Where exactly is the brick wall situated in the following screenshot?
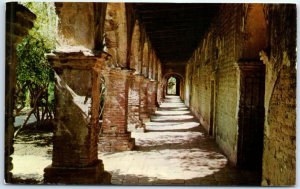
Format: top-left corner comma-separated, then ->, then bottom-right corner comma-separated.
185,4 -> 242,164
261,4 -> 296,186
185,4 -> 296,185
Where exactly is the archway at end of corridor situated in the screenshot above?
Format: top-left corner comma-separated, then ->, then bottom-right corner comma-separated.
163,73 -> 184,100
166,76 -> 178,95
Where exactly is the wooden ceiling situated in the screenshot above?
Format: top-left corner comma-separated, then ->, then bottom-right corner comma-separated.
134,3 -> 220,65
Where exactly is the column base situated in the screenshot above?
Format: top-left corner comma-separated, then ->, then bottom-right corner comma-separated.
128,121 -> 145,133
98,133 -> 135,152
141,117 -> 151,123
44,160 -> 111,184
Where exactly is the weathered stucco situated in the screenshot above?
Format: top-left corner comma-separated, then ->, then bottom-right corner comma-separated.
260,4 -> 296,186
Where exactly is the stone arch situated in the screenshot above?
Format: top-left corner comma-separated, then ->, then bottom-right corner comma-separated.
153,53 -> 158,80
104,3 -> 128,68
142,40 -> 149,77
162,72 -> 184,99
242,4 -> 268,59
148,49 -> 154,79
129,19 -> 141,74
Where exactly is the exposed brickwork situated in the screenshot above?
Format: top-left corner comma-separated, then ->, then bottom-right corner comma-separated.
98,68 -> 135,151
139,78 -> 150,122
184,4 -> 242,164
157,82 -> 164,105
157,62 -> 164,105
127,74 -> 143,132
44,51 -> 111,184
147,81 -> 157,114
98,68 -> 135,150
7,2 -> 295,186
184,3 -> 296,186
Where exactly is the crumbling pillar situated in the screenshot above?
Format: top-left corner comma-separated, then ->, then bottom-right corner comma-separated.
157,82 -> 164,105
139,77 -> 150,123
153,80 -> 159,108
5,3 -> 36,183
127,74 -> 144,132
44,51 -> 111,184
98,68 -> 135,151
147,80 -> 158,114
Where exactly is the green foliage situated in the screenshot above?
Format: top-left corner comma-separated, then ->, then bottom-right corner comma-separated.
20,2 -> 56,47
17,2 -> 56,87
16,36 -> 54,86
15,2 -> 56,127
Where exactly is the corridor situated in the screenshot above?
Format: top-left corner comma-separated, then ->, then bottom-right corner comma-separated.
99,96 -> 260,185
6,2 -> 295,185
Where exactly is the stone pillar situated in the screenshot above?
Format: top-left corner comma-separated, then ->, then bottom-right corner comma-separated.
147,80 -> 158,114
44,51 -> 111,184
157,82 -> 163,105
139,77 -> 150,123
5,3 -> 36,183
153,81 -> 159,108
98,68 -> 135,152
127,74 -> 144,132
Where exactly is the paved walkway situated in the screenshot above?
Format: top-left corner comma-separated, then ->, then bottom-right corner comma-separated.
99,96 -> 260,186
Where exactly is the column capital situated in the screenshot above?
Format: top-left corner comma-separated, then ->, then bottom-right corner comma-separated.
47,49 -> 110,70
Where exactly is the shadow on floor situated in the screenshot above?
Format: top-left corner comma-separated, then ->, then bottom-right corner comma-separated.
110,163 -> 261,186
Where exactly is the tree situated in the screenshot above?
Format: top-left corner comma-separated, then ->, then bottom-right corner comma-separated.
15,2 -> 56,134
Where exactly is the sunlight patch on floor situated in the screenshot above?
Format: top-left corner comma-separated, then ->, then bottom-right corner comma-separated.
145,121 -> 200,131
11,155 -> 51,181
155,110 -> 191,115
99,148 -> 227,180
151,115 -> 194,121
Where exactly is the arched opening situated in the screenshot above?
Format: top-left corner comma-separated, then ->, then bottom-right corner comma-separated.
129,19 -> 141,74
167,77 -> 177,95
163,73 -> 183,99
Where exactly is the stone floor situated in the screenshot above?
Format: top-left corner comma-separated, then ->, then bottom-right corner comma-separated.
99,95 -> 261,186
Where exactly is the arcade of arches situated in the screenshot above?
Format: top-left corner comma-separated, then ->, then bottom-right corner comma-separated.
5,2 -> 296,186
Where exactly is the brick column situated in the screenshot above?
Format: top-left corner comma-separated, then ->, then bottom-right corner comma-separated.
98,68 -> 135,152
127,74 -> 144,132
157,82 -> 163,105
44,51 -> 111,184
139,77 -> 150,123
147,80 -> 158,114
153,81 -> 159,108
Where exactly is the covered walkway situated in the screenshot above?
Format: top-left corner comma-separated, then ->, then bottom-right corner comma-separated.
6,2 -> 295,186
99,96 -> 260,185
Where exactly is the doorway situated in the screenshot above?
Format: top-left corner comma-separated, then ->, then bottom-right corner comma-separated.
237,62 -> 265,174
209,80 -> 216,137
